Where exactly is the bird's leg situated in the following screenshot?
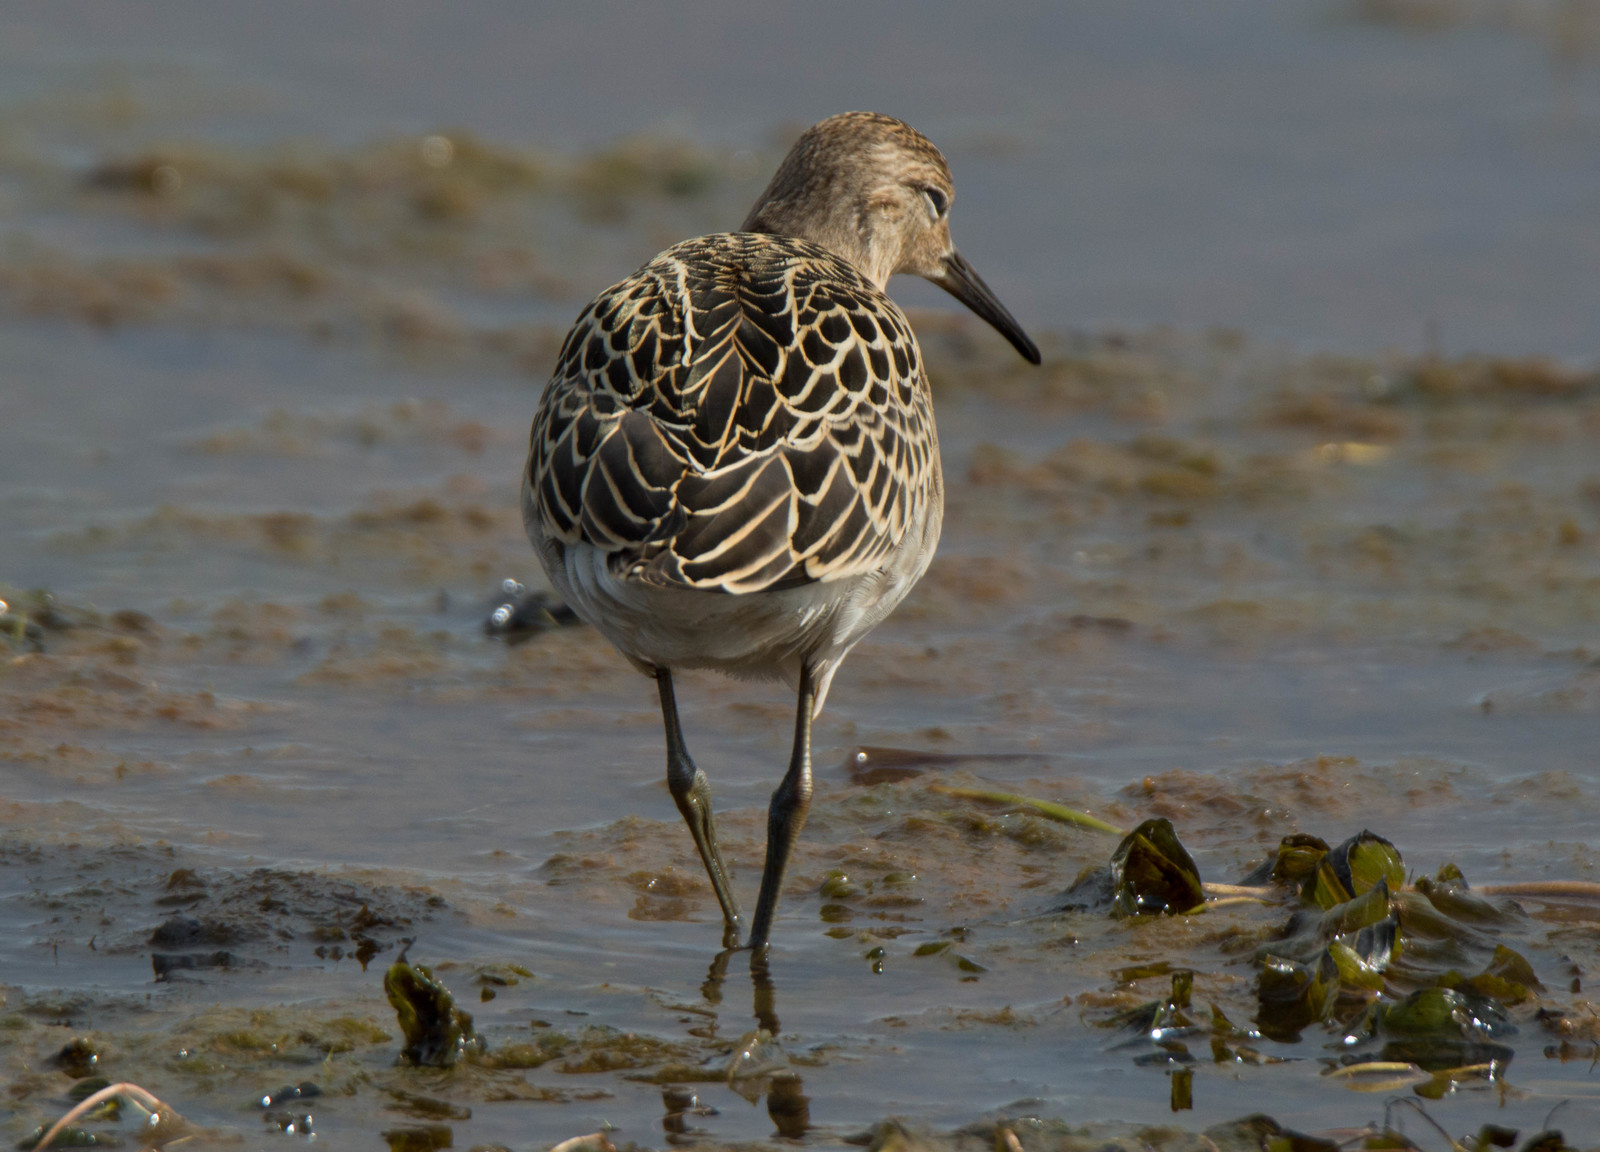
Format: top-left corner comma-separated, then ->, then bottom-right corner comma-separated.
657,668 -> 743,948
749,665 -> 815,955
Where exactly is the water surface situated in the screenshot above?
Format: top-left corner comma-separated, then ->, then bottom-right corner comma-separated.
3,6 -> 1600,1148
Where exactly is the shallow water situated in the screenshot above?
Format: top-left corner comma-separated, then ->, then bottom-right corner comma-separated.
4,6 -> 1600,1149
4,1 -> 1600,356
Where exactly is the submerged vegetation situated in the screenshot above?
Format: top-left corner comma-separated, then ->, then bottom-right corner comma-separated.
9,805 -> 1596,1148
0,115 -> 746,352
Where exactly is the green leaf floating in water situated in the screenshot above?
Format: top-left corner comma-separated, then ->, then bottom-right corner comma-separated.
1237,832 -> 1330,887
384,953 -> 486,1067
1326,939 -> 1386,992
1314,876 -> 1394,943
1098,969 -> 1196,1035
1256,950 -> 1340,1042
1375,986 -> 1516,1071
1440,943 -> 1545,1005
1200,1114 -> 1340,1152
1304,830 -> 1405,910
1068,818 -> 1583,1104
1109,818 -> 1204,917
1414,867 -> 1522,927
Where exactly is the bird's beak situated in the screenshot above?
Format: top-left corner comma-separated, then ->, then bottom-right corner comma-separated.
930,250 -> 1041,365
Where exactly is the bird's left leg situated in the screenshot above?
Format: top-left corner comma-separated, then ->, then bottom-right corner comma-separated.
657,668 -> 743,949
748,665 -> 815,955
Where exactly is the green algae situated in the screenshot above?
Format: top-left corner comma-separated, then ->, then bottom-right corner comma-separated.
383,955 -> 485,1068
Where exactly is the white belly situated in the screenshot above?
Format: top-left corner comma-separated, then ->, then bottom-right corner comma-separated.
526,482 -> 942,716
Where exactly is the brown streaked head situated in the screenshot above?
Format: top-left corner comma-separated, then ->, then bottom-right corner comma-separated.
742,111 -> 1040,366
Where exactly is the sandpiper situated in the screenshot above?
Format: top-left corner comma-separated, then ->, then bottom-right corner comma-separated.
524,111 -> 1039,953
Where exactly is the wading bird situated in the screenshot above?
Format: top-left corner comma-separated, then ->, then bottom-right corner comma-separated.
524,112 -> 1039,954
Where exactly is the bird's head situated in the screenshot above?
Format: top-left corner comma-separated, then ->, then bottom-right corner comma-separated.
743,111 -> 1041,366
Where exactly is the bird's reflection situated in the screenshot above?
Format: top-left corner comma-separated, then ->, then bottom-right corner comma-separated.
687,947 -> 809,1139
765,1071 -> 810,1139
700,946 -> 731,1008
750,951 -> 781,1035
661,1085 -> 718,1144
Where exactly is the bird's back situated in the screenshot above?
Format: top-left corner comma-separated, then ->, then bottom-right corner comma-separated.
526,232 -> 940,599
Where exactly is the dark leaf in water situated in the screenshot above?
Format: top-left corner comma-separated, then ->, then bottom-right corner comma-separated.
258,1081 -> 322,1108
1237,833 -> 1329,887
1209,1002 -> 1250,1041
1468,1124 -> 1519,1149
1258,877 -> 1397,1005
16,1125 -> 109,1149
1112,960 -> 1178,983
1515,1133 -> 1578,1152
1435,861 -> 1466,884
1380,1036 -> 1515,1073
382,1125 -> 456,1152
1440,944 -> 1545,1005
1327,938 -> 1387,992
1378,986 -> 1517,1040
483,580 -> 580,644
1324,830 -> 1405,907
1255,950 -> 1339,1042
1209,1004 -> 1273,1068
384,955 -> 485,1067
1414,872 -> 1522,926
1349,914 -> 1400,972
1099,970 -> 1196,1036
1303,855 -> 1353,911
1298,830 -> 1403,911
1318,877 -> 1393,941
52,1039 -> 100,1079
1170,968 -> 1193,1008
1391,888 -> 1499,971
1108,818 -> 1203,917
1201,1113 -> 1340,1152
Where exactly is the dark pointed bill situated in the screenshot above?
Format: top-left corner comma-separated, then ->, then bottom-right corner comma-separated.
931,250 -> 1041,365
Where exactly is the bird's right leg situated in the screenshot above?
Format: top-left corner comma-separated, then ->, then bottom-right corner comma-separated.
657,668 -> 743,948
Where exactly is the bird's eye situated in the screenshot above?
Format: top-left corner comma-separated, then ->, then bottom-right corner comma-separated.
920,186 -> 949,220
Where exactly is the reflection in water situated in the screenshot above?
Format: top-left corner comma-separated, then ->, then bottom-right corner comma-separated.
661,1085 -> 719,1144
766,1073 -> 811,1139
695,949 -> 809,1139
700,945 -> 732,1009
1170,1067 -> 1193,1113
382,1125 -> 454,1152
5,10 -> 1600,1138
750,952 -> 781,1035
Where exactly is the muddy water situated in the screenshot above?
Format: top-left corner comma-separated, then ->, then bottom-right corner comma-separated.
5,1 -> 1600,356
4,7 -> 1600,1150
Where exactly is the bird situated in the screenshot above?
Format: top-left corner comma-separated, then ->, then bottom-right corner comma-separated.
523,111 -> 1040,955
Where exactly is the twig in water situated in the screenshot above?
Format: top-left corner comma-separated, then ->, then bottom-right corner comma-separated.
549,1133 -> 616,1152
1478,880 -> 1600,902
31,1082 -> 187,1150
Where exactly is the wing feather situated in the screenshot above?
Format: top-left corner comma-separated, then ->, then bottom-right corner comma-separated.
526,233 -> 935,595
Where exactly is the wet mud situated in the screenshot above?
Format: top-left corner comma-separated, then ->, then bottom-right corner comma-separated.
4,39 -> 1600,1152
